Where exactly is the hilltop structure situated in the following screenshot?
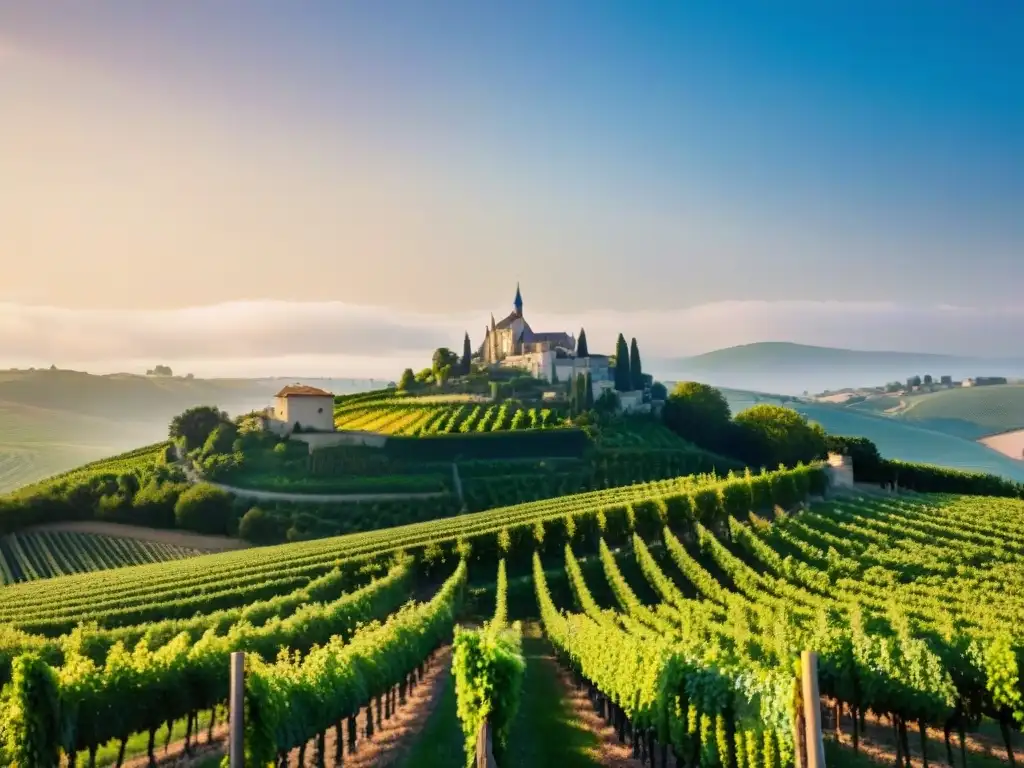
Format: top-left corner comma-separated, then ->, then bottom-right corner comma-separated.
266,384 -> 335,435
477,284 -> 644,409
479,283 -> 576,364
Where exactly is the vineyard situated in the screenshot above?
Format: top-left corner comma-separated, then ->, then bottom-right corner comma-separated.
333,396 -> 566,436
0,529 -> 204,584
0,461 -> 1022,766
3,442 -> 171,498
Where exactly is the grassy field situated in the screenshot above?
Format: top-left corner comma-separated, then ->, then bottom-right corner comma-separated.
891,384 -> 1024,438
722,388 -> 1024,481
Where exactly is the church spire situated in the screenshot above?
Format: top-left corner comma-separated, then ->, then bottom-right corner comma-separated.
513,282 -> 523,316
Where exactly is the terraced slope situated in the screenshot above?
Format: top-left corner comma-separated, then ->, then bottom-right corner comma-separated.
0,529 -> 204,584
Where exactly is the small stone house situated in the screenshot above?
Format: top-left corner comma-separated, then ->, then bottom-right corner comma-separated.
266,385 -> 335,435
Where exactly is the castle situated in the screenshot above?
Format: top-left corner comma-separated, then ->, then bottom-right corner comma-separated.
477,284 -> 622,399
479,284 -> 576,364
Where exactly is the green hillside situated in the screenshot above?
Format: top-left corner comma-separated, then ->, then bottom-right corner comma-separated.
892,384 -> 1024,438
0,369 -> 365,493
721,388 -> 1024,481
675,341 -> 963,370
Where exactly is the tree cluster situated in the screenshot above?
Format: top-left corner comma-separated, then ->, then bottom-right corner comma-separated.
169,406 -> 232,452
569,371 -> 595,416
613,334 -> 645,393
146,365 -> 173,377
662,382 -> 828,469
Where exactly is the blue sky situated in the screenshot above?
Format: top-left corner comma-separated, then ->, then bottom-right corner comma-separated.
1,2 -> 1022,369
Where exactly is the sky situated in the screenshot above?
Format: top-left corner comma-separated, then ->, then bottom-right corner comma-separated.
1,2 -> 1022,374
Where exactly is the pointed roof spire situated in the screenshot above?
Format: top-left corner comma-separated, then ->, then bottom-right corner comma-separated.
490,313 -> 496,330
513,282 -> 523,315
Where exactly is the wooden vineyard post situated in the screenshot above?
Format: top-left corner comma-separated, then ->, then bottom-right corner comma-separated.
802,651 -> 826,768
230,651 -> 245,768
475,719 -> 496,768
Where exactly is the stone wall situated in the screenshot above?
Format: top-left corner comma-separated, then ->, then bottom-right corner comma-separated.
291,430 -> 388,453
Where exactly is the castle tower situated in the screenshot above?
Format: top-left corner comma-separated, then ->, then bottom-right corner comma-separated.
489,314 -> 498,362
513,282 -> 523,317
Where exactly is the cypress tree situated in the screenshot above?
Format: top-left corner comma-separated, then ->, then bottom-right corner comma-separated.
584,371 -> 595,410
576,328 -> 589,358
614,334 -> 631,392
629,337 -> 643,391
576,373 -> 588,415
461,332 -> 472,374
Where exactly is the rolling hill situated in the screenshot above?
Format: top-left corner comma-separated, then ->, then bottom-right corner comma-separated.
718,387 -> 1024,482
0,369 -> 377,493
888,384 -> 1024,439
658,341 -> 1024,395
674,341 -> 963,371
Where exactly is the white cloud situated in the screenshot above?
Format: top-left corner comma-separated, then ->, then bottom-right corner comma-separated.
1,299 -> 1022,378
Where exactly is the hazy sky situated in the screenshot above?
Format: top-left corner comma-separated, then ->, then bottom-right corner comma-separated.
2,2 -> 1022,371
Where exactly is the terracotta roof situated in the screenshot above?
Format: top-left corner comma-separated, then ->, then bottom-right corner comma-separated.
275,385 -> 334,398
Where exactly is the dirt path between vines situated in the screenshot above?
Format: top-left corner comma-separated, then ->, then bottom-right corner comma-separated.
826,700 -> 1024,768
119,723 -> 228,767
551,658 -> 666,768
283,645 -> 453,768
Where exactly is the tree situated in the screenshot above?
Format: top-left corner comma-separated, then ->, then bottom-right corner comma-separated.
614,334 -> 631,392
629,338 -> 643,391
584,371 -> 595,410
201,422 -> 238,458
662,382 -> 733,453
436,364 -> 453,387
576,328 -> 589,358
576,373 -> 589,415
432,347 -> 458,379
732,404 -> 827,469
174,483 -> 234,535
169,406 -> 230,452
461,333 -> 473,375
397,368 -> 415,391
238,506 -> 279,544
594,389 -> 619,415
650,381 -> 668,401
147,364 -> 173,376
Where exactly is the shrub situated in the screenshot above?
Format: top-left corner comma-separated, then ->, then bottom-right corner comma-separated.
692,487 -> 723,528
201,423 -> 238,459
131,481 -> 184,528
720,478 -> 753,520
733,405 -> 827,469
238,506 -> 278,544
747,471 -> 774,513
769,469 -> 800,509
173,483 -> 234,535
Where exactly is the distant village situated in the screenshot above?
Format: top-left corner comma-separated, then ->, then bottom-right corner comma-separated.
813,373 -> 1014,405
